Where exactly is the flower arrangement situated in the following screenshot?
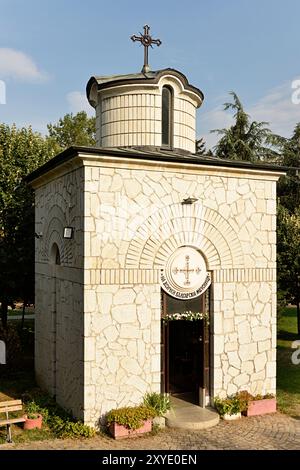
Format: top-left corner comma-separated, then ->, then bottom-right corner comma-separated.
162,311 -> 209,323
214,395 -> 243,417
236,390 -> 276,416
214,391 -> 276,419
106,405 -> 156,431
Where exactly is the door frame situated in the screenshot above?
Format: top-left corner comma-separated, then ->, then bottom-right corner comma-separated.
161,288 -> 211,407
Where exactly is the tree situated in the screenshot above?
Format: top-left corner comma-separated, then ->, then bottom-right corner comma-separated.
195,137 -> 207,155
0,113 -> 97,327
212,92 -> 279,162
47,111 -> 96,152
277,123 -> 300,214
0,124 -> 54,327
277,205 -> 300,335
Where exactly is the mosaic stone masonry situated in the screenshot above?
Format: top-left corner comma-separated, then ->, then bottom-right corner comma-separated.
32,152 -> 282,427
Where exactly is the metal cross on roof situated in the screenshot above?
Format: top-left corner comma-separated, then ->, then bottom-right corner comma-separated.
131,25 -> 161,74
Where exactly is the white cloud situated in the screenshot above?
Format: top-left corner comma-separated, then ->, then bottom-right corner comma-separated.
0,48 -> 47,81
199,78 -> 300,150
66,91 -> 94,115
200,107 -> 233,150
249,79 -> 300,137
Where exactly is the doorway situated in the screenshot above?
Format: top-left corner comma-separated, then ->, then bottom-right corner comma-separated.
161,292 -> 210,405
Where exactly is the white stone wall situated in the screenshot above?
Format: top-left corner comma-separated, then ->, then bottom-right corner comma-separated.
96,75 -> 198,152
83,161 -> 279,421
34,167 -> 84,420
83,284 -> 161,426
33,152 -> 281,427
213,280 -> 276,397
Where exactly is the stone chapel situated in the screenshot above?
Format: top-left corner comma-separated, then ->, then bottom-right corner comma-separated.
27,27 -> 285,427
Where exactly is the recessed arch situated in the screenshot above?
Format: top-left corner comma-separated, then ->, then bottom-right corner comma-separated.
40,205 -> 66,264
125,203 -> 244,270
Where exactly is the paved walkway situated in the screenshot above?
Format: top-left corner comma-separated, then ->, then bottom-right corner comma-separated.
1,413 -> 300,450
166,396 -> 219,430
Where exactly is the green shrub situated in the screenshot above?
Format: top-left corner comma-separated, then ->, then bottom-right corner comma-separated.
50,416 -> 95,439
23,397 -> 95,438
235,390 -> 253,412
262,393 -> 275,399
214,396 -> 242,416
25,401 -> 41,419
106,405 -> 156,430
143,392 -> 171,417
236,390 -> 276,411
214,391 -> 276,417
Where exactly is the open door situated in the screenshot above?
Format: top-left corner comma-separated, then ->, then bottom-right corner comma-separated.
161,291 -> 210,406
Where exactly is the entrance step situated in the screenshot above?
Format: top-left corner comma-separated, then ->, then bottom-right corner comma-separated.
165,396 -> 219,430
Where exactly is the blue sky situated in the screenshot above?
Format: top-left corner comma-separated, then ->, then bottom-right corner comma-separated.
0,0 -> 300,149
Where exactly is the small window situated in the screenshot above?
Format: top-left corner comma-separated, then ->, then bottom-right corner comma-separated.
162,86 -> 173,147
50,243 -> 61,265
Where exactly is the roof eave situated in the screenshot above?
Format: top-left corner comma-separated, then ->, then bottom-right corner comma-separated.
26,145 -> 289,187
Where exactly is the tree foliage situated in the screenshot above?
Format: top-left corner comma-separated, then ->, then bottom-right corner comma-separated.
47,111 -> 96,152
0,124 -> 55,326
276,124 -> 300,333
0,112 -> 96,327
195,137 -> 207,155
277,123 -> 300,214
277,205 -> 300,335
211,92 -> 279,162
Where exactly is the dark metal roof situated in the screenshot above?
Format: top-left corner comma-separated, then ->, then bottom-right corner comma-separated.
86,68 -> 204,105
26,145 -> 287,185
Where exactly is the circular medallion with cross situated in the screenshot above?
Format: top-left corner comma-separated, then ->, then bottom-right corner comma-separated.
160,246 -> 211,299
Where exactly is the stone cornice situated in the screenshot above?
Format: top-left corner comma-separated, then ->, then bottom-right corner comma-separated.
27,146 -> 287,189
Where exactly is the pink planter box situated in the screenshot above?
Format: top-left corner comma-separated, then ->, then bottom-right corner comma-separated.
246,398 -> 276,417
109,419 -> 152,440
23,414 -> 43,430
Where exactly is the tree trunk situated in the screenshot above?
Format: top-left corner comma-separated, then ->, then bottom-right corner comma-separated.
1,299 -> 8,328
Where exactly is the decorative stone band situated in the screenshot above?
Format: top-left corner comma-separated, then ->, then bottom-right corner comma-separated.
213,268 -> 276,283
85,267 -> 276,285
85,268 -> 276,285
94,269 -> 160,285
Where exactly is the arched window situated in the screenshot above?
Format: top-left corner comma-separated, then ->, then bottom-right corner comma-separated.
162,86 -> 173,148
50,243 -> 61,265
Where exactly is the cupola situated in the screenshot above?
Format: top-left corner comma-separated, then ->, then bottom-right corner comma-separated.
86,27 -> 203,154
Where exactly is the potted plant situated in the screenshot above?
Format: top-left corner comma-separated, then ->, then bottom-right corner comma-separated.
214,395 -> 242,420
106,405 -> 156,439
23,401 -> 43,430
143,392 -> 171,428
237,391 -> 276,417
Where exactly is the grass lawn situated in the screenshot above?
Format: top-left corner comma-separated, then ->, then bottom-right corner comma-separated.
277,306 -> 300,417
7,307 -> 35,316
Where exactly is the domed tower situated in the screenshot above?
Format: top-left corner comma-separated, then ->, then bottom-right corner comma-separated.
86,26 -> 203,154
